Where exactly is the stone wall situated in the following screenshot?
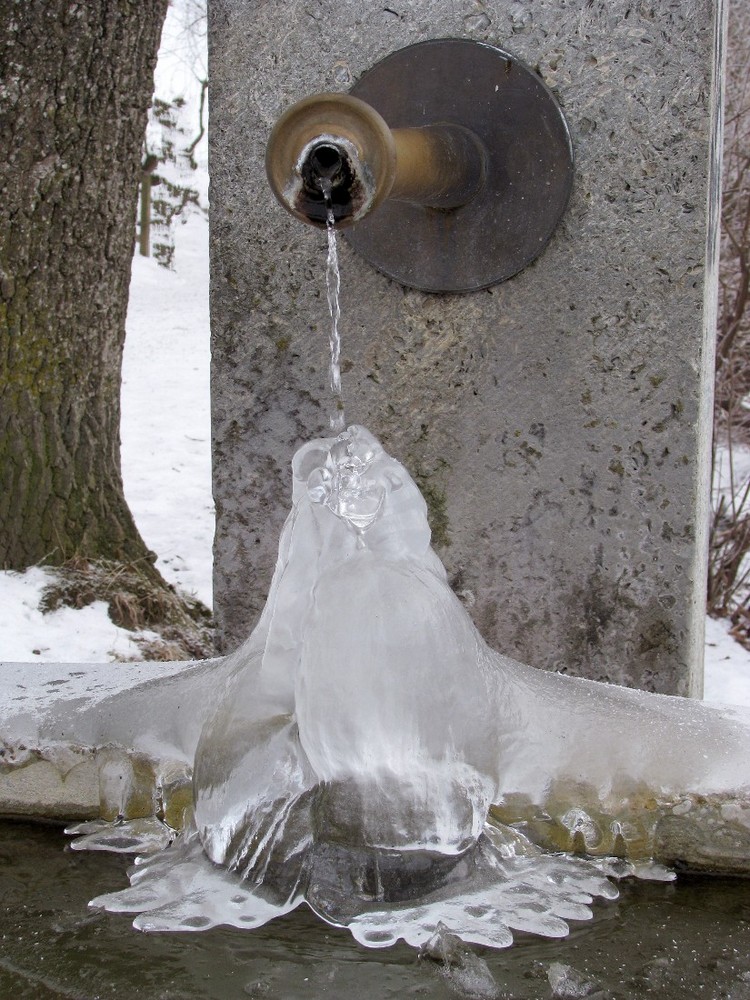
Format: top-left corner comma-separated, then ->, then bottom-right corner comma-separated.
209,0 -> 724,694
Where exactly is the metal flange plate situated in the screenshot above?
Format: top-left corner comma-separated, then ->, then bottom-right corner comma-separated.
345,39 -> 574,293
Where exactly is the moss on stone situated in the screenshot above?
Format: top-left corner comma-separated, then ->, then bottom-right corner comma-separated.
413,473 -> 451,550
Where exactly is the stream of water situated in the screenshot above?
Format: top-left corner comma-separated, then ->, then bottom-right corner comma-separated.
322,183 -> 345,432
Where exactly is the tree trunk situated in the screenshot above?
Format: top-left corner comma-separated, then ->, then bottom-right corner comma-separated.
0,0 -> 168,570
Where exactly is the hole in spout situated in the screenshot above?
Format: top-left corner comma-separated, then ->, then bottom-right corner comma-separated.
297,139 -> 369,227
309,143 -> 345,182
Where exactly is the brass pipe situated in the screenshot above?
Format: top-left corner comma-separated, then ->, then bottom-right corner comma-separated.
266,93 -> 486,229
390,126 -> 486,208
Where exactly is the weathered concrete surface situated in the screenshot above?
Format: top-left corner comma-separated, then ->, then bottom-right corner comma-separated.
209,0 -> 724,694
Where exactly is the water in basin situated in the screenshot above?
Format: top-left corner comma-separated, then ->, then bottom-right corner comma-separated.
2,820 -> 750,999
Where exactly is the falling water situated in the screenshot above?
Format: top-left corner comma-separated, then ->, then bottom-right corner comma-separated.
321,182 -> 345,432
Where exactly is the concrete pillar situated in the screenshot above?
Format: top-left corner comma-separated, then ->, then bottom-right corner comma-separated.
209,0 -> 725,695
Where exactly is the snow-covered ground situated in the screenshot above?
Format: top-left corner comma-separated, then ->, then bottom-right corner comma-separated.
120,212 -> 212,607
1,3 -> 750,708
704,615 -> 750,705
122,0 -> 212,608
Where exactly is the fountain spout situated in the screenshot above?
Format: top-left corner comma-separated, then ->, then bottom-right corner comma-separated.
266,92 -> 486,228
263,40 -> 574,292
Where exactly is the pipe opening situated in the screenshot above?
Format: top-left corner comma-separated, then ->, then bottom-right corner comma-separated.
308,143 -> 346,182
297,139 -> 369,226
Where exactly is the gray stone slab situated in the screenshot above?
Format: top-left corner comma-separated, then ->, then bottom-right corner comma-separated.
208,0 -> 723,694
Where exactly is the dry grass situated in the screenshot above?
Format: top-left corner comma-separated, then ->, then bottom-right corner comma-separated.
40,555 -> 214,661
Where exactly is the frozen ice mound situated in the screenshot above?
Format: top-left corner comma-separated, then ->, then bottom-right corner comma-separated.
193,425 -> 504,865
87,426 -> 750,947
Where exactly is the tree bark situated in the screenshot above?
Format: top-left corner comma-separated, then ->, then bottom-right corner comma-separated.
0,0 -> 168,570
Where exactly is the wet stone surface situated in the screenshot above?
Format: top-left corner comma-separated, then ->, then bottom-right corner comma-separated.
1,821 -> 749,1000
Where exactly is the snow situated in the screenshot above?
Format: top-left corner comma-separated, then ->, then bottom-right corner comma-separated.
713,439 -> 750,506
1,1 -> 749,709
121,0 -> 213,607
0,566 -> 154,664
704,616 -> 750,707
120,212 -> 213,607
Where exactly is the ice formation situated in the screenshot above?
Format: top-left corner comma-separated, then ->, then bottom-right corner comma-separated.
87,426 -> 750,947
